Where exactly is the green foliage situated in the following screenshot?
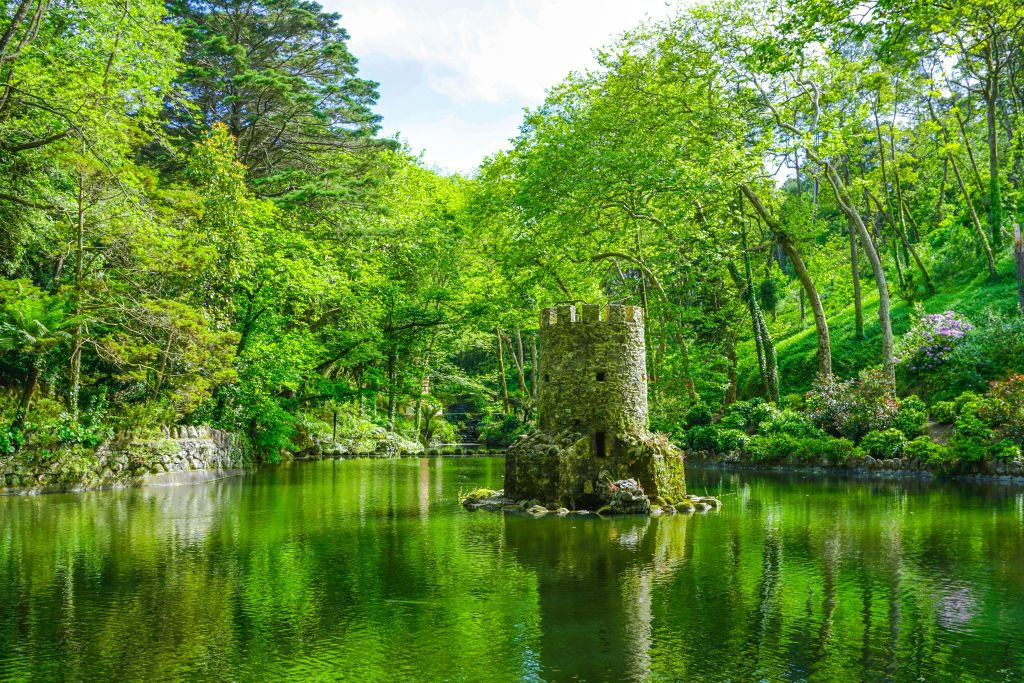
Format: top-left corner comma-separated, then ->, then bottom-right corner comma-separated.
684,425 -> 723,453
0,426 -> 24,454
759,409 -> 822,439
979,376 -> 1024,446
479,414 -> 528,448
861,429 -> 907,460
929,401 -> 958,424
718,429 -> 750,454
746,433 -> 859,466
807,369 -> 900,439
903,437 -> 952,465
989,440 -> 1023,462
893,396 -> 927,439
685,403 -> 714,428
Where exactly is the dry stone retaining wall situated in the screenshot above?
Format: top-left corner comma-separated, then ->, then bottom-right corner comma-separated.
0,426 -> 246,495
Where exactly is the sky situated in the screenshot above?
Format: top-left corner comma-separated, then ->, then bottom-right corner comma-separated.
325,0 -> 679,175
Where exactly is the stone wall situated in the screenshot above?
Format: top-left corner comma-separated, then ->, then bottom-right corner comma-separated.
0,426 -> 246,495
537,304 -> 648,435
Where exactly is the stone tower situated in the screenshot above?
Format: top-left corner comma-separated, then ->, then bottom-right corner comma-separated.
537,303 -> 647,438
504,304 -> 686,510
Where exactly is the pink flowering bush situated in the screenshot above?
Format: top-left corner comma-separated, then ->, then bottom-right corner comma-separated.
806,369 -> 900,439
896,309 -> 973,374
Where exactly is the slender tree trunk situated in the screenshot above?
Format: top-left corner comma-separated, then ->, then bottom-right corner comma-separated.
530,333 -> 538,405
742,246 -> 779,402
386,349 -> 397,430
950,155 -> 998,277
953,108 -> 985,194
985,62 -> 1003,248
936,156 -> 948,225
741,184 -> 832,377
13,365 -> 39,431
1015,223 -> 1024,315
727,262 -> 768,399
849,221 -> 864,340
724,334 -> 737,406
673,300 -> 698,401
152,332 -> 173,399
496,328 -> 510,415
867,190 -> 934,293
819,160 -> 896,389
69,179 -> 85,421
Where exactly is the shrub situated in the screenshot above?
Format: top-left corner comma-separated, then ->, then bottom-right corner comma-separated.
0,426 -> 24,454
861,428 -> 907,459
950,411 -> 994,463
780,393 -> 805,410
893,395 -> 927,439
684,425 -> 722,452
895,308 -> 973,375
806,368 -> 900,439
989,439 -> 1023,462
718,429 -> 749,453
923,311 -> 1024,400
685,403 -> 714,428
797,435 -> 859,466
719,411 -> 747,431
745,433 -> 858,466
745,433 -> 797,463
759,409 -> 822,439
929,401 -> 957,423
903,436 -> 951,465
719,398 -> 775,432
954,391 -> 982,415
747,400 -> 776,430
978,375 -> 1024,446
479,414 -> 527,448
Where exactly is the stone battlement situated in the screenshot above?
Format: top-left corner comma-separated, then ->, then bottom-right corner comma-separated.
539,304 -> 643,326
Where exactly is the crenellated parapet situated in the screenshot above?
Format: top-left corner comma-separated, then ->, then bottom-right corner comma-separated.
539,304 -> 643,327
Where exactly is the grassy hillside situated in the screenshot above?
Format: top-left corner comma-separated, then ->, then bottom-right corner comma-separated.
737,253 -> 1023,399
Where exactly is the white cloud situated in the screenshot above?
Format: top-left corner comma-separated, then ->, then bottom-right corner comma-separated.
342,0 -> 674,104
326,0 -> 680,172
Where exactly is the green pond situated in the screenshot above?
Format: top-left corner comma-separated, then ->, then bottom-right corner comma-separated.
3,458 -> 1024,681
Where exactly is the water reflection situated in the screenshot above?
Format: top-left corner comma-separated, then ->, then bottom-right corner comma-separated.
1,460 -> 1024,681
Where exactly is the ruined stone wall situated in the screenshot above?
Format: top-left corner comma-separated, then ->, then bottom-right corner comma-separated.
0,426 -> 246,495
536,304 -> 648,435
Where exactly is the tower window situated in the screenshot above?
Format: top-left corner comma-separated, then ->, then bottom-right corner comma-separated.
596,372 -> 606,382
595,431 -> 606,458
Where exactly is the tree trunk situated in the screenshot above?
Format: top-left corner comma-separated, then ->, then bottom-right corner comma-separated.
386,349 -> 397,430
152,332 -> 173,400
13,365 -> 39,431
985,61 -> 1003,248
496,328 -> 510,415
727,262 -> 769,399
950,155 -> 998,277
1015,223 -> 1024,315
530,333 -> 538,405
819,160 -> 896,390
69,179 -> 85,421
953,108 -> 985,194
936,156 -> 948,225
740,184 -> 832,377
849,221 -> 864,340
725,334 -> 737,406
866,189 -> 934,293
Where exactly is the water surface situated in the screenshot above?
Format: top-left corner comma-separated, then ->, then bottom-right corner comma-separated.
2,458 -> 1024,681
